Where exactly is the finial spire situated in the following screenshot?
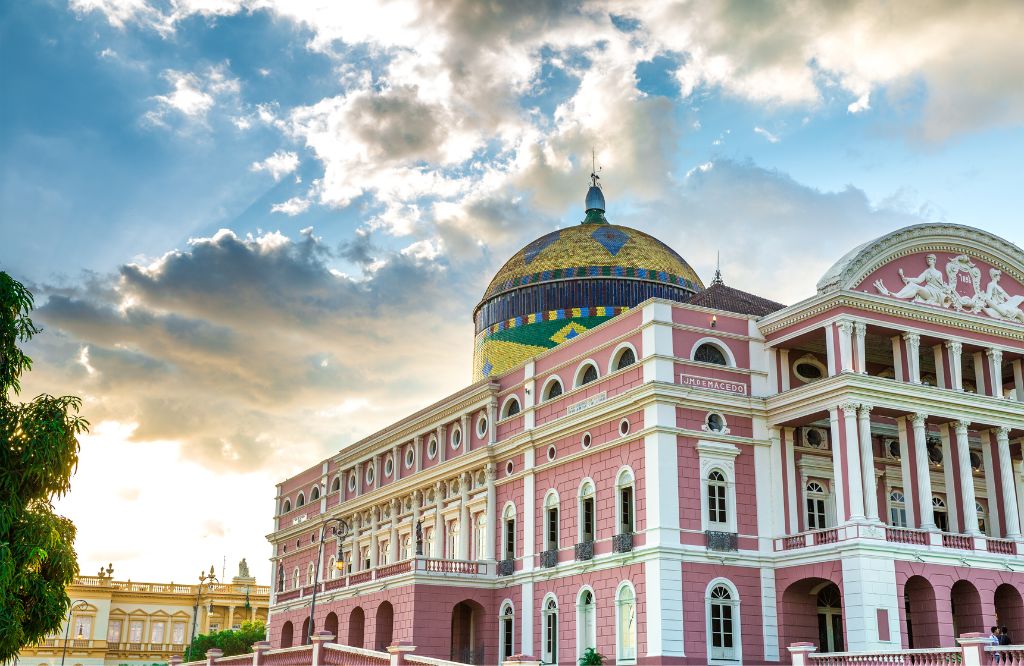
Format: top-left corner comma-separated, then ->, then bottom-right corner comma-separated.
711,251 -> 724,286
583,149 -> 608,224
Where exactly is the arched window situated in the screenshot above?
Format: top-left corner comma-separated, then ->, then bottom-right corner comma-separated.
402,535 -> 412,560
331,477 -> 341,493
707,582 -> 740,662
296,492 -> 305,508
577,589 -> 596,659
611,345 -> 636,372
707,470 -> 728,528
276,564 -> 284,592
579,480 -> 596,544
616,583 -> 637,663
447,520 -> 459,559
424,528 -> 434,559
576,362 -> 599,387
311,486 -> 320,501
932,496 -> 949,532
817,585 -> 844,652
694,342 -> 728,366
544,377 -> 563,401
889,490 -> 907,528
292,567 -> 300,590
474,514 -> 487,560
500,603 -> 515,663
616,468 -> 635,536
282,499 -> 291,513
307,563 -> 315,586
542,597 -> 559,665
806,482 -> 829,530
544,491 -> 560,552
976,501 -> 987,535
503,504 -> 516,561
502,397 -> 521,418
327,555 -> 337,579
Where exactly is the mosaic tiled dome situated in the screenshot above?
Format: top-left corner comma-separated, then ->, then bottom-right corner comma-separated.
472,180 -> 704,379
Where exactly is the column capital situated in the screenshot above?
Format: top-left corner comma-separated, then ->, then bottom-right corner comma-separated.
839,400 -> 860,414
857,403 -> 873,416
485,463 -> 497,482
853,321 -> 867,336
945,340 -> 963,354
837,319 -> 855,334
996,425 -> 1012,440
953,419 -> 971,432
911,413 -> 928,427
903,331 -> 921,345
986,347 -> 1004,360
412,489 -> 422,506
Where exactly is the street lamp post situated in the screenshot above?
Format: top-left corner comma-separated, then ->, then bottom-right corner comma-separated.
307,517 -> 349,644
186,565 -> 218,661
60,600 -> 89,666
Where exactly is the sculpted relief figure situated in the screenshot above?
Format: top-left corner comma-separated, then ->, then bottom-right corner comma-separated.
874,254 -> 950,306
983,268 -> 1024,323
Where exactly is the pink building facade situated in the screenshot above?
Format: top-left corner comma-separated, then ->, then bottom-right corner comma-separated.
265,218 -> 1024,665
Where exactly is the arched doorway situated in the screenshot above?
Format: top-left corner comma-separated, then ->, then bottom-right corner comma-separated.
542,596 -> 558,665
348,607 -> 365,648
300,617 -> 312,646
324,612 -> 338,641
375,601 -> 394,651
951,580 -> 983,637
816,584 -> 844,653
451,600 -> 485,665
904,576 -> 940,648
780,578 -> 843,653
995,584 -> 1024,643
280,620 -> 293,648
577,589 -> 596,659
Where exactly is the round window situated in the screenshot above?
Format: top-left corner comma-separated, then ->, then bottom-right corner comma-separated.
476,416 -> 488,439
452,427 -> 462,449
405,447 -> 415,469
428,437 -> 438,459
348,473 -> 357,491
384,457 -> 394,477
969,451 -> 983,472
705,413 -> 724,433
365,466 -> 374,484
927,440 -> 943,465
547,445 -> 556,461
805,429 -> 823,449
581,432 -> 592,449
888,440 -> 901,459
619,418 -> 630,436
794,358 -> 825,383
506,460 -> 514,476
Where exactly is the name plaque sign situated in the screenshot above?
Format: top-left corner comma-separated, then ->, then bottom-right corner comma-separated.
679,374 -> 747,396
567,391 -> 608,416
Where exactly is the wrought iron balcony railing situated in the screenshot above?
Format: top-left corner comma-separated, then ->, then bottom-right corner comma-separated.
574,540 -> 594,561
705,530 -> 738,552
540,548 -> 558,568
612,532 -> 634,553
496,559 -> 514,576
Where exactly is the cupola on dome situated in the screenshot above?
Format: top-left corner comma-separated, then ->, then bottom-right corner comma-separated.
473,175 -> 704,379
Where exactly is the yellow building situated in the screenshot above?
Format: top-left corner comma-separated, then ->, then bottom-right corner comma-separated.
18,563 -> 270,666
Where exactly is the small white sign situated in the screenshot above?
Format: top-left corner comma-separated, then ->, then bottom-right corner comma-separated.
679,374 -> 747,396
567,391 -> 608,416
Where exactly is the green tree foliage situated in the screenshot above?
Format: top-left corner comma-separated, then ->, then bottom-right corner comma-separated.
0,272 -> 87,662
578,647 -> 606,665
184,621 -> 267,662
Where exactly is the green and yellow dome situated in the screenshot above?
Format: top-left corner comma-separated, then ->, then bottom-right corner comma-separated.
472,181 -> 704,379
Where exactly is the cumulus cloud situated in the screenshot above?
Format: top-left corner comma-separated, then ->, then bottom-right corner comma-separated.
250,150 -> 300,181
145,63 -> 240,127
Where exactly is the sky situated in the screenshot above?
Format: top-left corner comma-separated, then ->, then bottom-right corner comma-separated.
2,0 -> 1023,586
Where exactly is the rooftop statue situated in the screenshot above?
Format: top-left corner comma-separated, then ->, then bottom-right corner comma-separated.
238,558 -> 250,579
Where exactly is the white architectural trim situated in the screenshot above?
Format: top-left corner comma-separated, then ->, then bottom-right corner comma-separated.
575,585 -> 597,661
540,374 -> 564,402
574,359 -> 601,388
499,394 -> 522,419
614,579 -> 638,665
689,336 -> 737,367
705,577 -> 742,665
608,341 -> 639,374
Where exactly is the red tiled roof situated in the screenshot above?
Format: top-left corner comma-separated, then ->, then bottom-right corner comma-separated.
687,283 -> 786,317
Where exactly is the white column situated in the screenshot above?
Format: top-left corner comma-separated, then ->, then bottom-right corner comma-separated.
785,428 -> 798,533
350,515 -> 360,571
488,399 -> 498,444
892,336 -> 905,382
842,402 -> 866,521
1012,359 -> 1024,401
981,437 -> 1001,537
521,580 -> 534,656
827,408 -> 848,525
973,352 -> 987,395
932,344 -> 947,389
373,454 -> 381,490
837,320 -> 855,372
903,333 -> 921,384
460,414 -> 470,454
940,427 -> 959,530
411,491 -> 422,556
369,507 -> 379,568
388,499 -> 399,562
857,404 -> 879,522
780,349 -> 791,391
484,464 -> 497,559
768,428 -> 785,539
987,348 -> 1004,398
414,435 -> 423,473
760,568 -> 780,662
954,420 -> 981,536
911,414 -> 936,530
523,448 -> 535,570
432,482 -> 444,558
840,556 -> 900,652
458,473 -> 471,560
437,425 -> 447,463
755,423 -> 776,551
996,427 -> 1022,538
825,324 -> 837,376
354,462 -> 362,496
854,322 -> 867,374
896,418 -> 917,527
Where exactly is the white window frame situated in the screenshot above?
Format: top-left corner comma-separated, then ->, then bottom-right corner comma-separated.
542,594 -> 559,665
793,353 -> 828,384
502,502 -> 517,561
427,435 -> 438,460
292,566 -> 300,590
296,491 -> 305,508
451,424 -> 462,450
404,446 -> 415,469
705,578 -> 742,664
889,490 -> 907,528
476,414 -> 488,439
698,441 -> 740,533
805,480 -> 833,530
615,581 -> 637,664
574,359 -> 600,388
500,395 -> 522,419
499,600 -> 515,664
608,342 -> 638,374
544,489 -> 560,552
702,411 -> 731,435
330,475 -> 341,493
689,337 -> 736,367
576,586 -> 597,660
310,485 -> 320,501
577,478 -> 597,544
615,467 -> 636,535
541,374 -> 564,402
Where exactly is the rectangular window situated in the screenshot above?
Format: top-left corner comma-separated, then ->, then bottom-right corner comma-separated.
504,519 -> 515,560
582,498 -> 595,542
107,620 -> 122,643
708,485 -> 727,525
502,617 -> 513,659
934,510 -> 949,532
151,622 -> 165,643
172,623 -> 186,644
807,498 -> 826,529
73,617 -> 92,640
129,621 -> 143,643
546,508 -> 558,550
890,507 -> 907,528
620,487 -> 634,533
